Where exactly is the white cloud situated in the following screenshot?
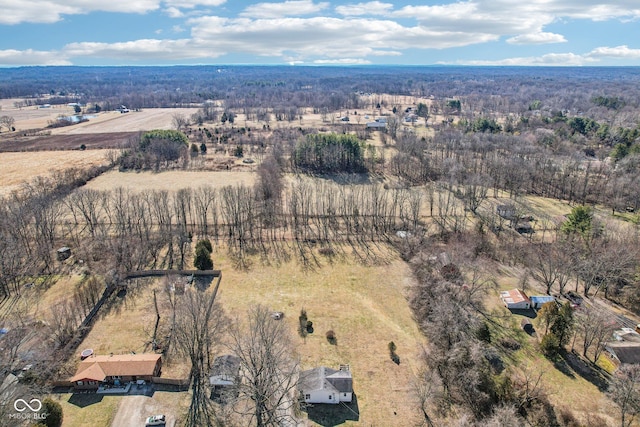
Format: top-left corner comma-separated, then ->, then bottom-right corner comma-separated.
187,15 -> 497,60
164,6 -> 184,18
64,38 -> 224,61
588,45 -> 640,59
240,1 -> 329,19
335,1 -> 394,16
313,58 -> 372,64
0,1 -> 162,24
507,32 -> 567,45
164,0 -> 225,8
451,52 -> 599,66
0,49 -> 71,65
0,0 -> 227,24
393,1 -> 640,47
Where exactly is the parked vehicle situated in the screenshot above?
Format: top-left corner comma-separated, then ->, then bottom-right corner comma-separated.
145,414 -> 166,426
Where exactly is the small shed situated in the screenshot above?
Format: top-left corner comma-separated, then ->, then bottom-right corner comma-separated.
57,247 -> 71,261
500,289 -> 530,310
530,295 -> 556,309
497,204 -> 517,220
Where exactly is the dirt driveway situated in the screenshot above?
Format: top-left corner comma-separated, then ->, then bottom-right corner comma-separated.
111,394 -> 176,427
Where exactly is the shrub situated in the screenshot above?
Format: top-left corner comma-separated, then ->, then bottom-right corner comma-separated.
40,398 -> 63,427
388,341 -> 400,364
475,322 -> 492,343
499,338 -> 521,351
298,309 -> 308,337
540,333 -> 560,358
194,239 -> 213,270
326,330 -> 336,344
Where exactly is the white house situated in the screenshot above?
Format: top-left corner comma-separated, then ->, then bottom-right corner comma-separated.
500,289 -> 531,310
298,365 -> 353,404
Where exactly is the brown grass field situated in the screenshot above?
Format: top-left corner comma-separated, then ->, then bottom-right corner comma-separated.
84,170 -> 257,192
63,244 -> 424,426
0,150 -> 112,196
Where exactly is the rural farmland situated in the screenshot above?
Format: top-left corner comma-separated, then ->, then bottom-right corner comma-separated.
1,65 -> 640,427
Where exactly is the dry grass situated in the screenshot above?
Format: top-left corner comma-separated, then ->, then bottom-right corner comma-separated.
54,393 -> 120,427
0,150 -> 111,196
214,245 -> 425,426
61,243 -> 424,426
84,170 -> 256,192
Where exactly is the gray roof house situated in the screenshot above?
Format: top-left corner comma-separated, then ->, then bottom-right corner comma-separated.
298,365 -> 353,405
209,355 -> 241,387
209,355 -> 241,403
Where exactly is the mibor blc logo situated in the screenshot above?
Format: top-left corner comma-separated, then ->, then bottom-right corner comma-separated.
9,398 -> 47,421
14,398 -> 42,412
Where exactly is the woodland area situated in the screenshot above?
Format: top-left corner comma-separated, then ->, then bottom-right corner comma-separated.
1,66 -> 640,426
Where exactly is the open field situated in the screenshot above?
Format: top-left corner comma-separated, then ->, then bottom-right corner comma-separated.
0,132 -> 136,152
61,245 -> 424,426
0,99 -> 200,133
85,170 -> 257,192
0,150 -> 112,195
53,108 -> 200,134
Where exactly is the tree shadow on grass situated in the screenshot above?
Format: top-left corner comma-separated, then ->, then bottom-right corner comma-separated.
68,393 -> 104,407
508,308 -> 538,319
303,394 -> 360,426
561,350 -> 610,391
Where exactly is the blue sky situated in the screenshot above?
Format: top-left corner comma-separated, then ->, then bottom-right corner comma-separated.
0,0 -> 639,66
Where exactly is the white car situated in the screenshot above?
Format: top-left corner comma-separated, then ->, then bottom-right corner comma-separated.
145,414 -> 166,426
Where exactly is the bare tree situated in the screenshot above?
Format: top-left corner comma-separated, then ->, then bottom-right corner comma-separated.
0,115 -> 15,132
608,364 -> 640,427
229,305 -> 299,427
575,306 -> 616,362
172,113 -> 189,131
173,278 -> 227,427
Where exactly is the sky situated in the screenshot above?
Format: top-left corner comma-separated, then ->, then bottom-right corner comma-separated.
0,0 -> 639,67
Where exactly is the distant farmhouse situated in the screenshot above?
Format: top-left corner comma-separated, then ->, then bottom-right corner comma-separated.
366,117 -> 387,129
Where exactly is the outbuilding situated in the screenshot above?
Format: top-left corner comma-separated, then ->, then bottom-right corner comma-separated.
530,295 -> 556,309
500,289 -> 531,310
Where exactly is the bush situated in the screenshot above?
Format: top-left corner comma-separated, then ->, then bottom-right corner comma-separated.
194,239 -> 213,270
299,309 -> 308,337
499,337 -> 521,351
40,398 -> 63,427
540,333 -> 560,358
475,322 -> 492,343
326,330 -> 336,344
388,341 -> 400,364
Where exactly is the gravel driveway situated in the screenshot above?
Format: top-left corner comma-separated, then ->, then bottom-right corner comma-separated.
111,394 -> 175,427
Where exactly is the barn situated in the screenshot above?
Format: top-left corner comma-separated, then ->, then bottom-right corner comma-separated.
500,289 -> 531,310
